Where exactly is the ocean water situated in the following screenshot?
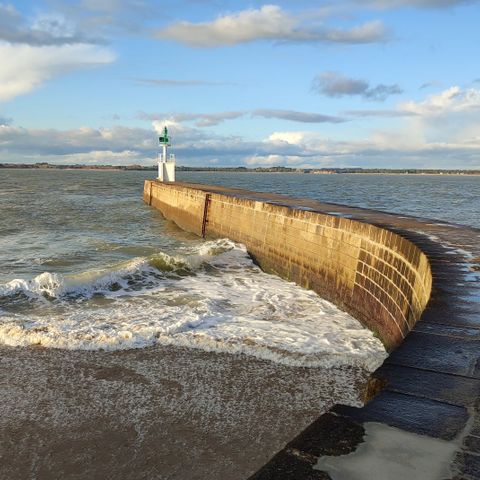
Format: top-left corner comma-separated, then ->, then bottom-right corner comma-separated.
2,169 -> 477,369
0,169 -> 387,370
178,171 -> 480,229
2,168 -> 478,479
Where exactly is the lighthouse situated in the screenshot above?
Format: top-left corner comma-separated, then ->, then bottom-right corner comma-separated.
158,126 -> 176,182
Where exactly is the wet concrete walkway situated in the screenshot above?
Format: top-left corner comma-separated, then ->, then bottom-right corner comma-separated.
172,182 -> 480,480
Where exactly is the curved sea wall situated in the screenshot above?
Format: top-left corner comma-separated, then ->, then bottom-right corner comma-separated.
144,180 -> 432,351
144,180 -> 480,479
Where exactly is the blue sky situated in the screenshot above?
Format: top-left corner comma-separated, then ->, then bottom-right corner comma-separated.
0,0 -> 479,168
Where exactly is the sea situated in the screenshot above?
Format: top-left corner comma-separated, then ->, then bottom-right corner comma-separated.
1,169 -> 479,367
1,168 -> 479,479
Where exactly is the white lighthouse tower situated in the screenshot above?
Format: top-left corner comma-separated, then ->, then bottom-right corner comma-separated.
158,126 -> 176,182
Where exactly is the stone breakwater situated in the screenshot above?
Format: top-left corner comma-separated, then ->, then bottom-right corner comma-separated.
143,180 -> 432,351
145,180 -> 480,480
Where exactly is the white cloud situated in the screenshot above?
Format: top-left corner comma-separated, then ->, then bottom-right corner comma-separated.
156,5 -> 387,47
262,127 -> 480,167
260,84 -> 480,167
0,124 -> 154,156
319,20 -> 387,44
0,3 -> 115,102
0,42 -> 114,101
146,112 -> 245,127
398,87 -> 480,146
152,119 -> 190,134
1,88 -> 480,169
345,86 -> 480,120
258,89 -> 480,167
245,154 -> 307,166
400,86 -> 480,116
265,131 -> 359,157
267,131 -> 314,146
39,150 -> 142,164
140,109 -> 345,126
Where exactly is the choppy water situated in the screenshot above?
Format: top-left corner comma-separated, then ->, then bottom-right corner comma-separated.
0,169 -> 387,370
2,168 -> 478,480
179,171 -> 480,228
2,169 -> 477,368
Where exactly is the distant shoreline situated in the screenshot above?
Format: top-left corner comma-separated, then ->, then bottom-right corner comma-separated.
1,163 -> 479,176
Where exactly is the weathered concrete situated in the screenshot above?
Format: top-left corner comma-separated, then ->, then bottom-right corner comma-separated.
145,180 -> 480,479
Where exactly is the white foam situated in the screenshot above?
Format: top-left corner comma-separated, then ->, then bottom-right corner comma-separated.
0,252 -> 188,300
0,239 -> 386,370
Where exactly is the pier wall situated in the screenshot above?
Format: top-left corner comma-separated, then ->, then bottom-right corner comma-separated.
144,180 -> 432,350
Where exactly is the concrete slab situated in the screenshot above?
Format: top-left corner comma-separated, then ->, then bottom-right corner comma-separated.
332,391 -> 469,440
372,363 -> 480,407
413,322 -> 480,339
385,332 -> 480,378
452,452 -> 480,479
463,436 -> 480,455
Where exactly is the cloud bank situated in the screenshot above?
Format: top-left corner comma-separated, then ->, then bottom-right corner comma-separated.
156,5 -> 387,47
401,86 -> 480,116
139,111 -> 246,127
0,3 -> 115,102
1,87 -> 479,169
0,43 -> 114,102
139,109 -> 346,126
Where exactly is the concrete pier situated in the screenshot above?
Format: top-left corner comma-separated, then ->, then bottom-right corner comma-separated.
144,180 -> 480,479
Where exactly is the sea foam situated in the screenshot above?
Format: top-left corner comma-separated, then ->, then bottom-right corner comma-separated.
0,239 -> 387,370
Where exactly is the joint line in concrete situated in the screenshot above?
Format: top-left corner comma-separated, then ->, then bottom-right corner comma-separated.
353,281 -> 405,338
201,193 -> 211,238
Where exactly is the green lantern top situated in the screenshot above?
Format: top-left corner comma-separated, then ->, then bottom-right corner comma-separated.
159,126 -> 170,145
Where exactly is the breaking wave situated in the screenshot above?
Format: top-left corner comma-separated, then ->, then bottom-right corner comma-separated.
0,239 -> 236,301
0,239 -> 387,370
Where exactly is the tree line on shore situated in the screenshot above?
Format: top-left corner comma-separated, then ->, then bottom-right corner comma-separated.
1,163 -> 479,175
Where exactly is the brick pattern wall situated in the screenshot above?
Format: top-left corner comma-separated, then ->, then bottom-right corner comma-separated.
145,181 -> 432,350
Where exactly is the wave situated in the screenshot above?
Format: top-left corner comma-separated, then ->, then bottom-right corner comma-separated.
0,239 -> 387,370
0,239 -> 244,302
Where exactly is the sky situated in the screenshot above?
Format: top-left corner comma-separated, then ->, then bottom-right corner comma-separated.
0,0 -> 479,169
